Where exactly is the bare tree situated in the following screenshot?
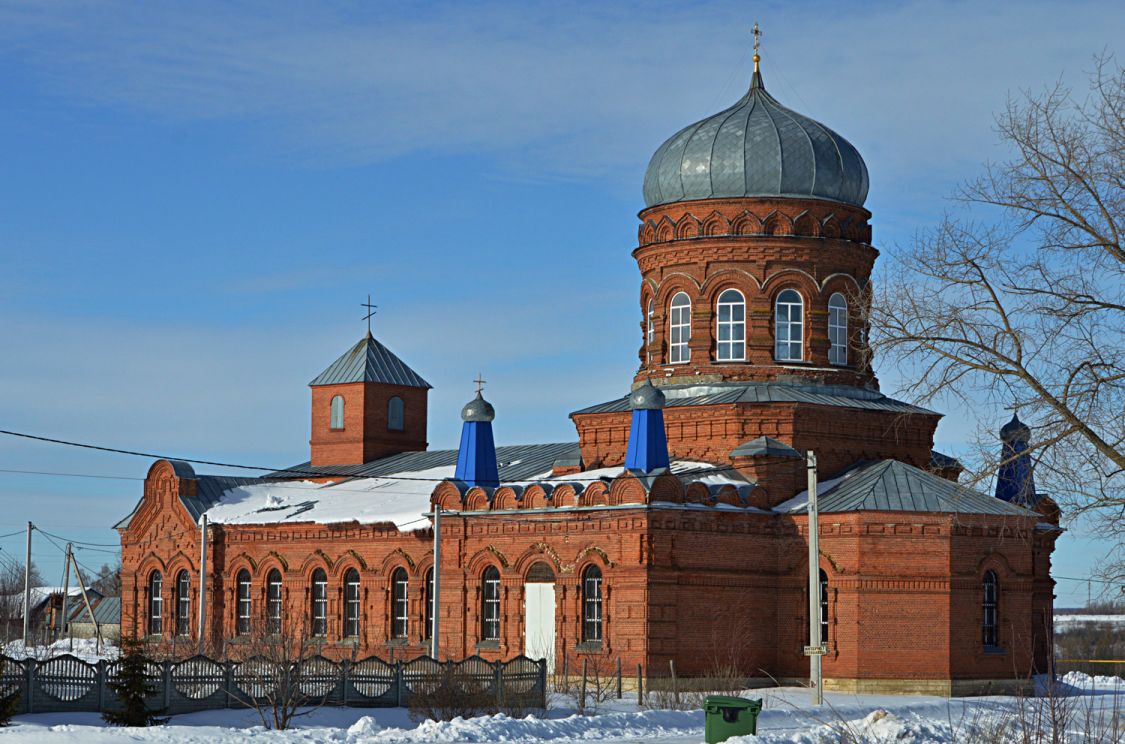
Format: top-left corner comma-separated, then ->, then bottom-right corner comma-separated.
90,563 -> 122,597
224,619 -> 330,731
0,559 -> 44,642
872,55 -> 1123,575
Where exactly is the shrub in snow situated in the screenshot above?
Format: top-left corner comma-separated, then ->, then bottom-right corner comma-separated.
102,637 -> 168,727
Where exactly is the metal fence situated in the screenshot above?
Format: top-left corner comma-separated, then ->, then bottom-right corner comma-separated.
0,653 -> 546,716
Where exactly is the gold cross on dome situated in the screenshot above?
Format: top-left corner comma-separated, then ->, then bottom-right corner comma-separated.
361,294 -> 378,334
752,22 -> 762,71
474,374 -> 487,395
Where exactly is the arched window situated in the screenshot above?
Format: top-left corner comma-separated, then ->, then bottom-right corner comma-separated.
389,568 -> 409,640
424,567 -> 435,640
175,570 -> 191,637
828,293 -> 848,366
481,566 -> 501,642
819,569 -> 829,645
266,569 -> 283,635
716,289 -> 746,362
148,571 -> 163,636
330,395 -> 345,430
982,571 -> 999,647
387,396 -> 405,431
236,569 -> 252,636
668,292 -> 691,364
343,569 -> 361,638
774,289 -> 804,361
582,565 -> 603,643
311,568 -> 328,637
646,299 -> 655,364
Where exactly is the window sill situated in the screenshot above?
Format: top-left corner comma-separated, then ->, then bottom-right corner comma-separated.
386,639 -> 409,647
475,640 -> 500,651
574,641 -> 604,653
982,646 -> 1006,656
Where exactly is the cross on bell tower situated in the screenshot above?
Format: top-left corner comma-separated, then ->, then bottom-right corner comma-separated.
361,294 -> 378,335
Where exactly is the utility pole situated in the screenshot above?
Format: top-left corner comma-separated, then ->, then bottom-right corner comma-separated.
198,514 -> 208,655
69,555 -> 101,655
806,451 -> 823,706
59,543 -> 72,646
22,521 -> 32,646
430,505 -> 442,659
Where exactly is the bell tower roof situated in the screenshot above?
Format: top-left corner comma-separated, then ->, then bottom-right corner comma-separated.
310,332 -> 432,389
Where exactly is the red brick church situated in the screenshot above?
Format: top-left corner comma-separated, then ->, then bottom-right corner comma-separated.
117,50 -> 1059,695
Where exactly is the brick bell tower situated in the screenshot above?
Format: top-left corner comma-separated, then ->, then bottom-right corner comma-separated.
634,37 -> 878,389
308,331 -> 432,466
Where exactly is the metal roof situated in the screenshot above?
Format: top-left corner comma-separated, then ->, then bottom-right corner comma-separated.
309,332 -> 432,389
68,596 -> 121,625
731,436 -> 801,458
571,382 -> 935,417
267,442 -> 579,481
643,69 -> 869,209
786,460 -> 1036,516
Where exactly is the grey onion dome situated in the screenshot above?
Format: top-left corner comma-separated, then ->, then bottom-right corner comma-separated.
999,412 -> 1031,443
461,392 -> 496,422
642,69 -> 869,209
629,379 -> 666,410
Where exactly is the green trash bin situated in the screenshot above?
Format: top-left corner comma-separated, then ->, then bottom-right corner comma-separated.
704,694 -> 763,743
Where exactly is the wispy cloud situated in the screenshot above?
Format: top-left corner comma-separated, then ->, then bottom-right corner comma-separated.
1,0 -> 1118,193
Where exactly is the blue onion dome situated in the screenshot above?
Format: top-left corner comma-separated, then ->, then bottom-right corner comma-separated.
642,69 -> 869,209
461,392 -> 496,422
999,412 -> 1031,443
629,379 -> 666,410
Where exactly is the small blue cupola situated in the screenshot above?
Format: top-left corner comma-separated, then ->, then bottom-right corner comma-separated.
454,392 -> 499,488
624,380 -> 670,473
995,412 -> 1036,504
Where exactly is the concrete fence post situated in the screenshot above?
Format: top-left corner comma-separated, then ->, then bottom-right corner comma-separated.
394,661 -> 403,708
494,661 -> 504,709
539,659 -> 547,709
96,659 -> 107,712
340,659 -> 349,707
162,661 -> 172,712
24,658 -> 35,714
225,660 -> 236,709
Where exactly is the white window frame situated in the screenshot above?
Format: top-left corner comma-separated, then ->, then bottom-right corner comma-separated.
668,292 -> 692,364
646,299 -> 655,364
481,566 -> 501,641
344,569 -> 361,638
774,289 -> 804,362
311,569 -> 328,637
176,570 -> 191,637
148,571 -> 163,636
330,395 -> 345,430
715,289 -> 746,362
828,293 -> 848,366
391,568 -> 408,640
266,569 -> 283,635
236,570 -> 252,636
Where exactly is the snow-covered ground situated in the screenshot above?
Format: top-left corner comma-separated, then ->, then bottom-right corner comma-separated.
2,637 -> 117,663
2,673 -> 1120,743
1054,613 -> 1125,632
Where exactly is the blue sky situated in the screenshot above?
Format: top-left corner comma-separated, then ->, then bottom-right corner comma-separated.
0,0 -> 1120,605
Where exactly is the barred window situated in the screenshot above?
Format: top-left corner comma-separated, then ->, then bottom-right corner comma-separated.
774,289 -> 804,361
236,569 -> 252,636
983,571 -> 999,647
424,567 -> 434,640
175,570 -> 191,637
148,571 -> 163,636
582,565 -> 603,643
311,568 -> 328,637
330,395 -> 345,430
481,566 -> 501,642
266,569 -> 283,635
828,293 -> 848,366
344,569 -> 361,638
391,568 -> 409,640
716,289 -> 746,361
668,292 -> 691,364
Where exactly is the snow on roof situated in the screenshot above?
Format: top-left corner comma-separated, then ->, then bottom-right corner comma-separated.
201,460 -> 751,530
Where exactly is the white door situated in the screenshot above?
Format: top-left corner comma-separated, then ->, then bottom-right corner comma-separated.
524,583 -> 556,671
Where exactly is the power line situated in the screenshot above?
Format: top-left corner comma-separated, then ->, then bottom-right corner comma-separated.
0,428 -> 743,484
33,527 -> 118,548
0,530 -> 25,541
0,468 -> 141,482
